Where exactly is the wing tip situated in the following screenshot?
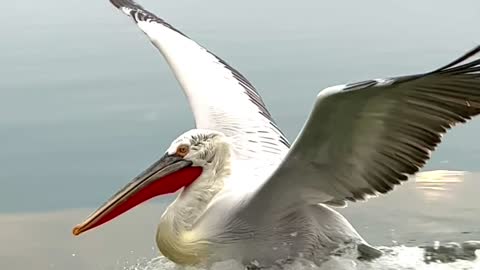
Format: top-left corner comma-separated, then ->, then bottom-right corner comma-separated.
110,0 -> 139,9
109,0 -> 121,9
110,0 -> 144,17
109,0 -> 189,37
433,44 -> 480,74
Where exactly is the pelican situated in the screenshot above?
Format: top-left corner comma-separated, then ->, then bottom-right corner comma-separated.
73,0 -> 480,267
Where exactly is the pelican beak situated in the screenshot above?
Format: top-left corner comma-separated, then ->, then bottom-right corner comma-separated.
72,154 -> 202,236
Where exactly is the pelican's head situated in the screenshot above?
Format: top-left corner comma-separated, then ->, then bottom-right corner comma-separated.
166,129 -> 230,168
72,129 -> 229,236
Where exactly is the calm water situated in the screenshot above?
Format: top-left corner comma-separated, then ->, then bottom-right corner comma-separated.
1,0 -> 480,269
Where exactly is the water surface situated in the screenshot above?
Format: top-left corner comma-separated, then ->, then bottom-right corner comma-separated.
1,172 -> 478,269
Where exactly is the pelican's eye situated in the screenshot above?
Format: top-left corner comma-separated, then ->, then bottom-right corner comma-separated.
176,144 -> 190,157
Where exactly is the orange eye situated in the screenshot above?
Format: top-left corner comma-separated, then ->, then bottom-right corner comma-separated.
176,145 -> 190,157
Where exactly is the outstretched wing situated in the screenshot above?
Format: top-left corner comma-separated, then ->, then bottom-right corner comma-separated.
237,45 -> 480,221
110,0 -> 289,161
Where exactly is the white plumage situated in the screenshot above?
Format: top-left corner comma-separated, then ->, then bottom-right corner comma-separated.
73,0 -> 480,267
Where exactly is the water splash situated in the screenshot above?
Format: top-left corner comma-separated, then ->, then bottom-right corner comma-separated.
121,245 -> 480,270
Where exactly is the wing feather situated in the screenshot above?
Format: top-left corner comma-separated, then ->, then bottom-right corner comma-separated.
110,0 -> 289,162
236,46 -> 480,221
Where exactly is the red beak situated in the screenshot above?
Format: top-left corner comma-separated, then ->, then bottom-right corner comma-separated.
73,154 -> 202,236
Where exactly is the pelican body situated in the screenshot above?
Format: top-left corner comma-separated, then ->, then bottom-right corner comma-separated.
73,0 -> 480,267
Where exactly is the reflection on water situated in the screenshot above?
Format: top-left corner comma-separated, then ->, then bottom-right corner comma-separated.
415,170 -> 467,202
416,170 -> 467,184
0,171 -> 478,270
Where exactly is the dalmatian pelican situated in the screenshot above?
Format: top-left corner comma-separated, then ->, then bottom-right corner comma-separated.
73,0 -> 480,267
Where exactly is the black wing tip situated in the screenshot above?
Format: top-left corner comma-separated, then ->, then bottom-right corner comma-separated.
433,44 -> 480,74
110,0 -> 143,10
109,0 -> 189,37
344,44 -> 480,93
109,0 -> 122,9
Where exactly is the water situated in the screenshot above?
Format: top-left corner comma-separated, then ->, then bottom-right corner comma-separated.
125,247 -> 480,270
2,0 -> 480,269
125,248 -> 480,270
1,171 -> 478,269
